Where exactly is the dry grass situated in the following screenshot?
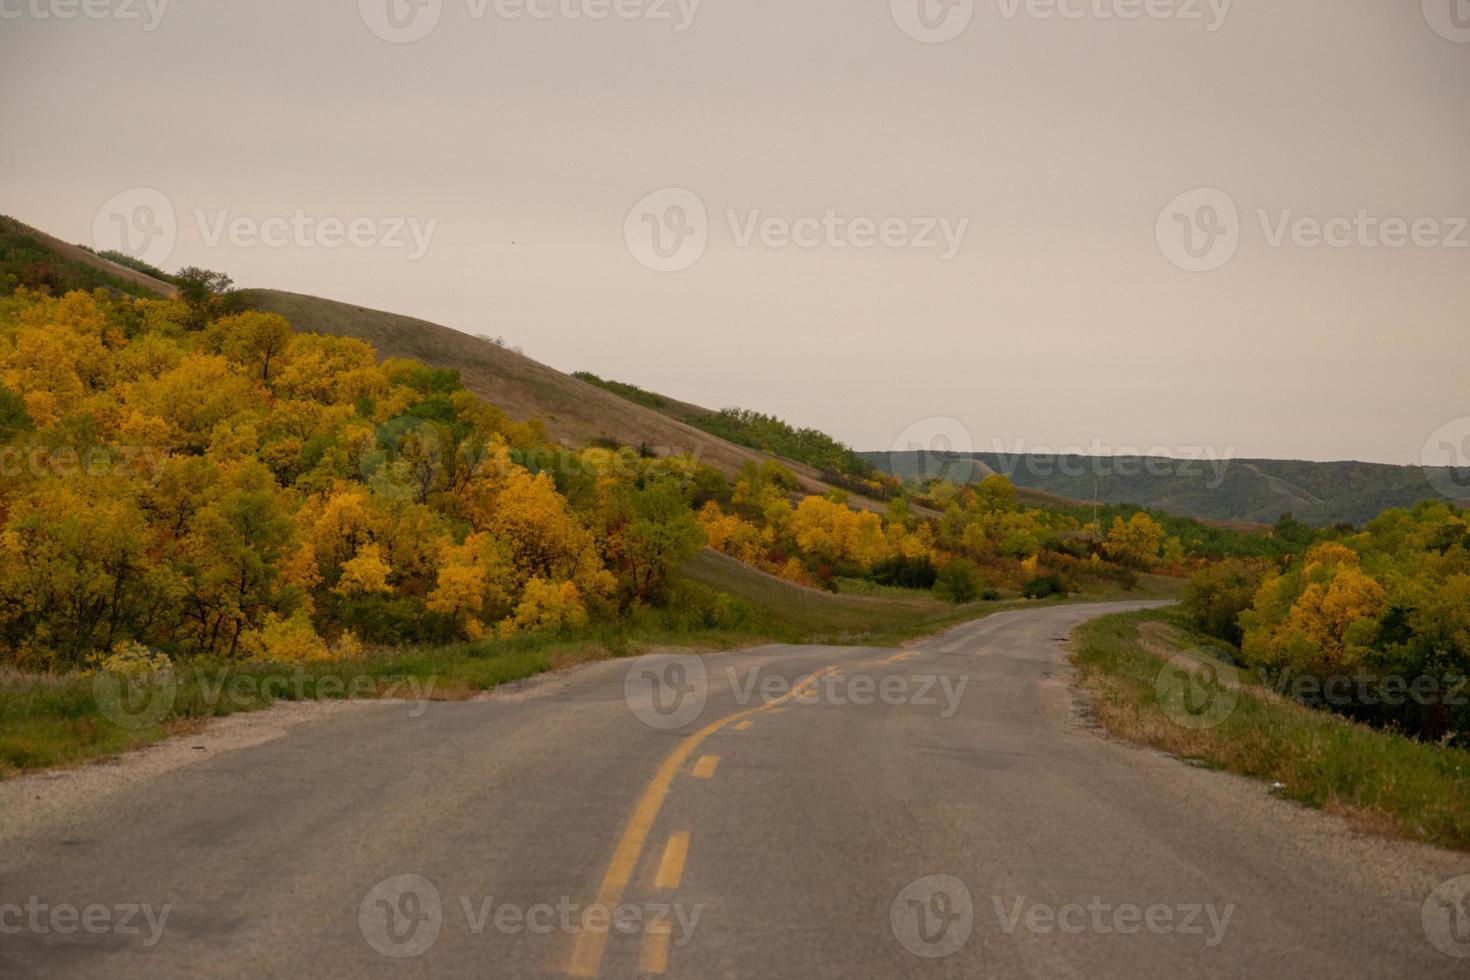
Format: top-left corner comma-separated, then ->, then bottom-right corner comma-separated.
240,289 -> 899,516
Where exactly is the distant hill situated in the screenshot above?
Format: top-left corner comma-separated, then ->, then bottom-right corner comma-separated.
866,451 -> 1465,527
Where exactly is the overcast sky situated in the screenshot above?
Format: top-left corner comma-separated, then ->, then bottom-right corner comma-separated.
3,0 -> 1467,465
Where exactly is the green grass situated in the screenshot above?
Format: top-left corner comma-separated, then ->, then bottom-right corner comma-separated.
1072,607 -> 1470,851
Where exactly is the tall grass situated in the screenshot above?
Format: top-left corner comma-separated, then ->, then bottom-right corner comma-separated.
1073,608 -> 1470,851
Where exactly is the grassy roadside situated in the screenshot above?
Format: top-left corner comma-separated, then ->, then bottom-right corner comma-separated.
0,555 -> 1179,780
1071,607 -> 1470,852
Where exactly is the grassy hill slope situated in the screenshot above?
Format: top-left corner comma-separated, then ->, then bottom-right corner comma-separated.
0,216 -> 176,298
238,289 -> 892,510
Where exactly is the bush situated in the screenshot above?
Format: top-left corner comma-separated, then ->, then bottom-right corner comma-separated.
1180,559 -> 1266,646
934,558 -> 982,604
871,555 -> 938,590
1022,574 -> 1068,599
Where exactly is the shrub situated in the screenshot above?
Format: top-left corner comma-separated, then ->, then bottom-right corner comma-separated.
871,555 -> 938,590
1180,558 -> 1266,645
934,558 -> 982,604
1022,574 -> 1068,599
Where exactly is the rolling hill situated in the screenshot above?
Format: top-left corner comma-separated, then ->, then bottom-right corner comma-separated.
5,215 -> 1458,530
236,289 -> 902,511
867,451 -> 1463,527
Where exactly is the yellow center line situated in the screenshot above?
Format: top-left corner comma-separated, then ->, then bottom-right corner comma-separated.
690,755 -> 720,779
653,832 -> 690,890
563,665 -> 837,977
884,649 -> 922,663
732,720 -> 754,731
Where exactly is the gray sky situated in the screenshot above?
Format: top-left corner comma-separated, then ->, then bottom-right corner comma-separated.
3,0 -> 1467,465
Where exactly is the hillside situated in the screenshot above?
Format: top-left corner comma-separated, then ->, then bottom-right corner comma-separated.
868,451 -> 1461,527
238,289 -> 894,511
0,216 -> 176,299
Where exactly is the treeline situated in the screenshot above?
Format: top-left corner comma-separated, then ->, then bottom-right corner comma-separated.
0,287 -> 713,670
573,370 -> 889,491
1181,501 -> 1470,744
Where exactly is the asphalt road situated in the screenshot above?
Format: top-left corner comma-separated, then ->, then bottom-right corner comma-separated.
2,600 -> 1467,978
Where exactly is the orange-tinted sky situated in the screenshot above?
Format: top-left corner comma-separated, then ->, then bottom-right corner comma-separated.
3,0 -> 1466,464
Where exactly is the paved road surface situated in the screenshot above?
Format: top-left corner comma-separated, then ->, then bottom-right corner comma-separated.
2,601 -> 1467,978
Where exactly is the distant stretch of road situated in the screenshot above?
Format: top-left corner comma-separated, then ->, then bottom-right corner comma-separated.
3,601 -> 1466,978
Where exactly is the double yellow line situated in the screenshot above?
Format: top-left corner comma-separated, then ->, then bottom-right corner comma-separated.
564,665 -> 839,976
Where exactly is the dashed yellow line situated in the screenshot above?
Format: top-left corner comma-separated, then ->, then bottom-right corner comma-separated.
563,665 -> 837,976
653,832 -> 690,890
638,925 -> 671,974
691,755 -> 719,779
733,720 -> 753,731
884,650 -> 922,663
